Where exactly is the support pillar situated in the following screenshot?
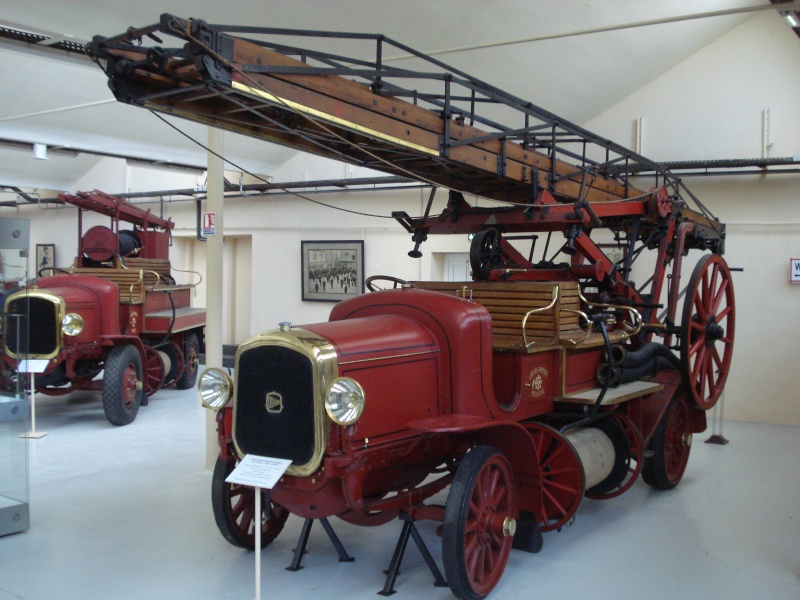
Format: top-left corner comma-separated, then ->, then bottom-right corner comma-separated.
205,126 -> 225,469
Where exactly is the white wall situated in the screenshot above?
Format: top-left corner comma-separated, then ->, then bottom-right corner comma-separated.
161,185 -> 474,336
585,12 -> 800,426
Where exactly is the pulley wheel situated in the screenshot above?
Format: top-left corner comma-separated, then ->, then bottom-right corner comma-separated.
469,229 -> 502,280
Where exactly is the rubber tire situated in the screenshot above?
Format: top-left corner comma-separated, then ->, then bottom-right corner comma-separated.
443,446 -> 516,600
211,455 -> 289,549
102,344 -> 143,426
641,393 -> 692,490
176,331 -> 199,390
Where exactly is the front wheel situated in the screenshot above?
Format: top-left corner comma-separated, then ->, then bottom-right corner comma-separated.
443,446 -> 517,600
102,344 -> 143,426
211,455 -> 289,549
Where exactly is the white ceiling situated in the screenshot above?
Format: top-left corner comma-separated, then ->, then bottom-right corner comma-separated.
0,0 -> 779,192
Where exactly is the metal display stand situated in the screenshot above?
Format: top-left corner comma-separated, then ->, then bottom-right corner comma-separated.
19,368 -> 48,439
285,517 -> 355,572
705,391 -> 730,445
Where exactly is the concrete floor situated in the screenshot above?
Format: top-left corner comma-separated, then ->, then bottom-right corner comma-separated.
0,386 -> 798,600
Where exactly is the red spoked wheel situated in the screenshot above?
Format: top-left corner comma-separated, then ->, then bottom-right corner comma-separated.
443,446 -> 517,600
585,413 -> 643,500
681,254 -> 735,410
641,391 -> 693,490
524,423 -> 584,532
211,455 -> 289,549
143,346 -> 165,397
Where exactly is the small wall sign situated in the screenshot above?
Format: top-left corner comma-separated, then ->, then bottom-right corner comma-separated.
202,212 -> 217,236
792,258 -> 800,284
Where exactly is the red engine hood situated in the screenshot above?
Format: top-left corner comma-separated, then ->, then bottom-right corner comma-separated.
36,274 -> 119,306
302,314 -> 438,363
34,275 -> 121,339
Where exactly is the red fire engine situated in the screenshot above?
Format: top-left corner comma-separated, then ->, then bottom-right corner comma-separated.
3,191 -> 205,425
90,16 -> 734,598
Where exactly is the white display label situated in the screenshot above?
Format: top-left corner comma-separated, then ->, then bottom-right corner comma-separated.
225,455 -> 292,489
18,359 -> 50,374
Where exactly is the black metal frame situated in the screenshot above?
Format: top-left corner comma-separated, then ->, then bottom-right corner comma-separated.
87,14 -> 718,224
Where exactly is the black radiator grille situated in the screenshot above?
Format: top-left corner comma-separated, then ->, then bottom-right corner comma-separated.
234,345 -> 316,464
4,296 -> 59,357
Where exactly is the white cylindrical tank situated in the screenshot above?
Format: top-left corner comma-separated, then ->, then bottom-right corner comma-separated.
564,427 -> 616,489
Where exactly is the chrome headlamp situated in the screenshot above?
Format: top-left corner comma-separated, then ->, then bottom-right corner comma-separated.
61,313 -> 84,336
198,368 -> 233,411
325,377 -> 366,426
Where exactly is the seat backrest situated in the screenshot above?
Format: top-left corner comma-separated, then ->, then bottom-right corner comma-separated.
412,280 -> 581,351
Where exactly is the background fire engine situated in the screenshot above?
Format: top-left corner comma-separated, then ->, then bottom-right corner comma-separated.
3,191 -> 206,425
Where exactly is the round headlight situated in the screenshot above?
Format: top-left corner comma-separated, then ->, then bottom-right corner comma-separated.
198,368 -> 233,411
61,313 -> 84,336
325,377 -> 365,426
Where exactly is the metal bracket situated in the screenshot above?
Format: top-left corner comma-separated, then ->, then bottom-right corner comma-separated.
285,517 -> 355,572
378,513 -> 447,596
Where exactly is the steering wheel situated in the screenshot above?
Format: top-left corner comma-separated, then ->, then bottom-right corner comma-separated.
38,267 -> 72,277
365,275 -> 415,292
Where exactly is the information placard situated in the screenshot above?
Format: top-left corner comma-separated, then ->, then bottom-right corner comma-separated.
225,455 -> 292,489
17,359 -> 49,374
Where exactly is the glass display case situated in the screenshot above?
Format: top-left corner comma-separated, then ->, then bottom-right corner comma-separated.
0,218 -> 30,537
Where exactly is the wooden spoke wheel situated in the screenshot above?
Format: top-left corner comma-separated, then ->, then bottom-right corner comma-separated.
443,446 -> 517,600
143,346 -> 166,397
585,413 -> 643,500
681,254 -> 735,410
524,423 -> 584,532
641,391 -> 693,490
365,275 -> 413,292
211,455 -> 289,549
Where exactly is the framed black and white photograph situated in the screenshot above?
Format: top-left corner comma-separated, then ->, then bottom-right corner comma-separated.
301,240 -> 364,302
35,243 -> 55,275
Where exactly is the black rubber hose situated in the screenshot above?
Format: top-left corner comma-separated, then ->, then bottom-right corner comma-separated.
619,356 -> 677,384
621,342 -> 681,370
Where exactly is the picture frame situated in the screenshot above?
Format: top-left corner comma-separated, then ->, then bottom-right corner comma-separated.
35,244 -> 55,275
301,240 -> 364,302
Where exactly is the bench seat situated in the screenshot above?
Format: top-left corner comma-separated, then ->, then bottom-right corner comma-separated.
412,280 -> 630,352
70,258 -> 180,304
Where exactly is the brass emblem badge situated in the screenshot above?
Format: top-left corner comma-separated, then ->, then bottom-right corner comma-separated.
266,391 -> 284,414
527,366 -> 548,399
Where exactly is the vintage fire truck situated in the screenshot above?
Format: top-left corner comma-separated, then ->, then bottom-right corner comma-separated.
2,191 -> 205,425
90,16 -> 734,598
